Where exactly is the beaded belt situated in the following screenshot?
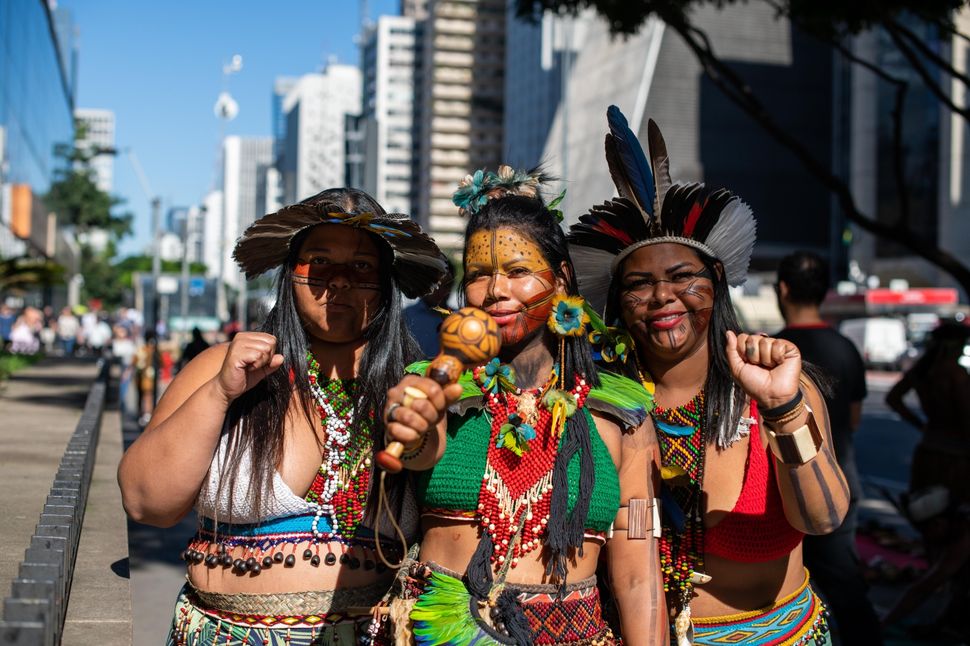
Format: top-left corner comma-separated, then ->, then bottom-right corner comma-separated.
687,570 -> 829,645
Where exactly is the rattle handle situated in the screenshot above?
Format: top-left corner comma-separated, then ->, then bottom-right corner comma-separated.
375,354 -> 462,473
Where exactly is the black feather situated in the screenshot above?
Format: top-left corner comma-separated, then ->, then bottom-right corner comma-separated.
647,119 -> 672,215
605,105 -> 656,218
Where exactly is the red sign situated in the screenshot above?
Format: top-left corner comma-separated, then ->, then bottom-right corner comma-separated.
865,288 -> 959,305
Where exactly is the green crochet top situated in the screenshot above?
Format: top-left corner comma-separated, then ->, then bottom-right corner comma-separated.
407,363 -> 653,534
415,406 -> 618,532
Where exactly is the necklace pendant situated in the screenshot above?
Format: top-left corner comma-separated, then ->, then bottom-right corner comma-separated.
674,605 -> 694,646
516,392 -> 539,426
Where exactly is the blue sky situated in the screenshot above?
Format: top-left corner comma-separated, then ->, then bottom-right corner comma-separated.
62,0 -> 398,257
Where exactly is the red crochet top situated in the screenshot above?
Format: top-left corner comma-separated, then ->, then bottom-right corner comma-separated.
704,401 -> 803,562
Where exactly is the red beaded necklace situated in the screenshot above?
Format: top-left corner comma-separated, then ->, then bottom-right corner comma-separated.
476,363 -> 591,568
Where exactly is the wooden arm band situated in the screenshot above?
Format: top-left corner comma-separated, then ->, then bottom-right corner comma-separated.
613,498 -> 661,539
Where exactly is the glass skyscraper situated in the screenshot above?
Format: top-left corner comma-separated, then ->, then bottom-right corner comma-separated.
0,0 -> 75,259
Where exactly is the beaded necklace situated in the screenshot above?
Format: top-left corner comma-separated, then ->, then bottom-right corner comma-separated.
475,361 -> 591,567
651,389 -> 707,608
306,352 -> 372,542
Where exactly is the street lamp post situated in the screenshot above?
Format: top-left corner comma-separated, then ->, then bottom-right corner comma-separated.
214,54 -> 242,327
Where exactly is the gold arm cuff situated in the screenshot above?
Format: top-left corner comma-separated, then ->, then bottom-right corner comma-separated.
767,409 -> 823,465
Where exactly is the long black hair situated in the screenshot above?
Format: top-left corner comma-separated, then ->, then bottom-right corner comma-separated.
211,188 -> 421,524
607,247 -> 747,449
461,193 -> 599,582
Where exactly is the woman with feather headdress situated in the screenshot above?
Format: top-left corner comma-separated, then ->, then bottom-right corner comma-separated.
118,188 -> 449,645
568,107 -> 850,646
382,168 -> 668,644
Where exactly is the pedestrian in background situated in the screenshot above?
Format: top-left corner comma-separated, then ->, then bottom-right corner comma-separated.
56,306 -> 80,356
887,321 -> 970,505
775,250 -> 882,645
178,327 -> 209,371
402,262 -> 453,358
0,303 -> 17,350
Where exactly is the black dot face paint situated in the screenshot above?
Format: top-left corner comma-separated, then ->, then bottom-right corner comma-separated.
464,227 -> 558,347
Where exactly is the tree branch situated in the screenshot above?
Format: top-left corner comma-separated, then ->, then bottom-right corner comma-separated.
885,21 -> 970,122
762,0 -> 914,231
890,17 -> 970,87
932,16 -> 970,47
671,21 -> 970,294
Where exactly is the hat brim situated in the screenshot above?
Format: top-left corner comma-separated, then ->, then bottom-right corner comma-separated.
232,204 -> 449,299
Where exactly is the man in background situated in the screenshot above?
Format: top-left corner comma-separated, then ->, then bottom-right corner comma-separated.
775,251 -> 882,645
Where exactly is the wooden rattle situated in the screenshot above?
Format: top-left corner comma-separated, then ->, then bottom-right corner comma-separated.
376,307 -> 501,473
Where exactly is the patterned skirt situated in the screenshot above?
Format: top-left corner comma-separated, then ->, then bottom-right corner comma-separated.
686,572 -> 831,646
166,580 -> 392,645
401,561 -> 617,645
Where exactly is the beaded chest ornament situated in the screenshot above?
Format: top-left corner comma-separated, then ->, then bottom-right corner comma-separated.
474,359 -> 591,568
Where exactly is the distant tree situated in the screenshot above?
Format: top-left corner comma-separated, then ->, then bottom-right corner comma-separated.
517,0 -> 970,294
43,120 -> 134,306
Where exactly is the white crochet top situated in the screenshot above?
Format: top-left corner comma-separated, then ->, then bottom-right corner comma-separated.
195,421 -> 419,540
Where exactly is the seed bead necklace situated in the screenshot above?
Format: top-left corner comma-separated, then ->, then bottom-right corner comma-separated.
306,352 -> 372,542
650,388 -> 707,606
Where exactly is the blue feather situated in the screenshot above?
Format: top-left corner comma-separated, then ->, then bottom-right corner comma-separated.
655,419 -> 696,437
607,105 -> 655,217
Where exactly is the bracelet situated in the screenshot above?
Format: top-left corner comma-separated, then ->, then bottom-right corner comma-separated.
763,400 -> 805,427
760,390 -> 803,421
401,432 -> 429,461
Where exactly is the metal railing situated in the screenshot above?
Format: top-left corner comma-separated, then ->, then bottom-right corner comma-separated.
0,360 -> 111,645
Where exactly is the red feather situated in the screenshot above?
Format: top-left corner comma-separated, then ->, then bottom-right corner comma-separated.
682,198 -> 707,237
593,218 -> 634,246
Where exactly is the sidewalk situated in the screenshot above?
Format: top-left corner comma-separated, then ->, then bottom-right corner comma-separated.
0,357 -> 132,644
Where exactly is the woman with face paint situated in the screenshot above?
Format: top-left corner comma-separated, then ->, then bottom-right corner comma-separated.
382,167 -> 667,645
568,108 -> 850,646
118,188 -> 449,645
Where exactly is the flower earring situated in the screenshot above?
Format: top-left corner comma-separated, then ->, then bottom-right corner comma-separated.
547,295 -> 589,337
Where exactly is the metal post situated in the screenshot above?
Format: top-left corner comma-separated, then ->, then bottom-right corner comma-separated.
150,196 -> 162,407
180,215 -> 190,333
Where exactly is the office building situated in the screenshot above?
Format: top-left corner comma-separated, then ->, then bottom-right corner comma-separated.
508,3 -> 843,274
221,136 -> 273,288
75,108 -> 116,193
416,0 -> 506,253
0,0 -> 76,297
361,15 -> 423,215
279,65 -> 362,204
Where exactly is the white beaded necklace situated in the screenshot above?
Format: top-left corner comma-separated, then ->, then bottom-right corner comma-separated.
307,373 -> 355,540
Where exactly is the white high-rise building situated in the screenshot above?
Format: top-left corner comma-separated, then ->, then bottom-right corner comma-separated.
75,108 -> 115,192
280,65 -> 362,204
361,15 -> 422,215
417,0 -> 506,254
202,190 -> 224,281
221,136 -> 273,288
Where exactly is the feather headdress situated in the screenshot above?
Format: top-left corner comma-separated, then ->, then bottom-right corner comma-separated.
233,190 -> 448,299
568,106 -> 756,314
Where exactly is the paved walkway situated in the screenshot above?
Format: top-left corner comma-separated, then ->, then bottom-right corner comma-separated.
0,357 -> 132,644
